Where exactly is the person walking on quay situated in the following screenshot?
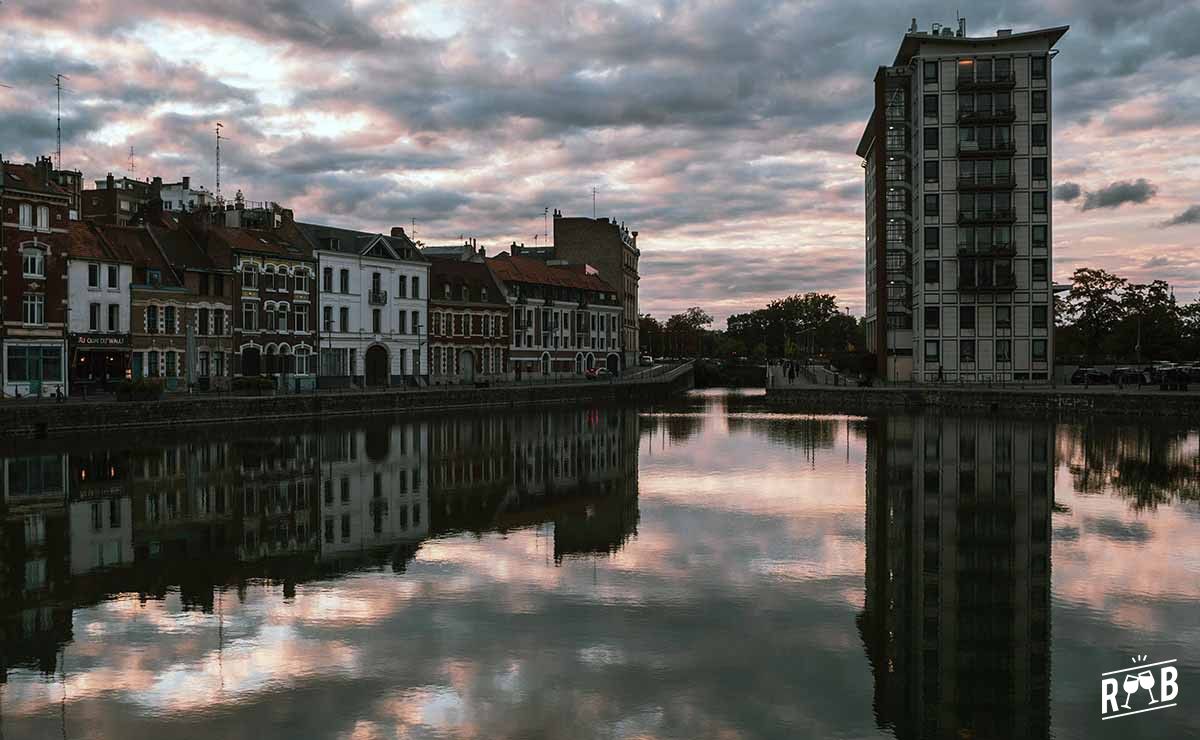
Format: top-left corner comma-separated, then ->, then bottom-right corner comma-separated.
936,365 -> 944,384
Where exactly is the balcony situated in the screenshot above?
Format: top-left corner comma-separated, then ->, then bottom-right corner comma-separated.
368,289 -> 388,306
958,276 -> 1016,292
958,175 -> 1016,191
957,242 -> 1015,257
958,141 -> 1016,158
957,106 -> 1016,124
957,73 -> 1016,91
957,209 -> 1016,225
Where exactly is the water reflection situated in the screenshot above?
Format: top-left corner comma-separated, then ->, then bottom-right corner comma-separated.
860,415 -> 1053,740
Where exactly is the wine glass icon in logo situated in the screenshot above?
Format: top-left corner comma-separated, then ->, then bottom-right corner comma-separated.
1138,669 -> 1158,704
1121,673 -> 1140,709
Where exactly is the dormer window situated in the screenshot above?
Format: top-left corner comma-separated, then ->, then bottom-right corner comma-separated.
481,287 -> 488,302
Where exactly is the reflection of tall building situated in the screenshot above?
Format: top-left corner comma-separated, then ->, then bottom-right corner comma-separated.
860,415 -> 1052,740
318,419 -> 429,570
430,406 -> 640,561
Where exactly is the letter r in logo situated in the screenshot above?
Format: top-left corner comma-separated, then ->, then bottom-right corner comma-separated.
1102,678 -> 1120,714
1160,666 -> 1179,703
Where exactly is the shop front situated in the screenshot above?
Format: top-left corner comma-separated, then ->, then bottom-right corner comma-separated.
3,340 -> 67,398
69,333 -> 131,395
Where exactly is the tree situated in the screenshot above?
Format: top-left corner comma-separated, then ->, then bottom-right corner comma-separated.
665,307 -> 713,333
1064,268 -> 1126,362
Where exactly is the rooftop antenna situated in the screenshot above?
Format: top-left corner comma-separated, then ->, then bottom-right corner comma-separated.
543,206 -> 549,242
54,73 -> 70,169
411,217 -> 416,241
592,186 -> 597,219
215,122 -> 224,202
128,146 -> 136,176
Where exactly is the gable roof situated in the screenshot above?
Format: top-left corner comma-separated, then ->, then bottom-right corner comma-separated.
296,221 -> 427,263
208,225 -> 312,261
487,253 -> 615,293
428,259 -> 509,306
3,162 -> 69,198
150,223 -> 225,272
65,221 -> 131,262
97,224 -> 182,287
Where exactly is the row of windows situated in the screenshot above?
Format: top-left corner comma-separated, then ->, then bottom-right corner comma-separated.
920,123 -> 1049,149
242,302 -> 309,332
922,56 -> 1047,84
922,305 -> 1048,331
321,306 -> 421,334
87,303 -> 121,332
86,263 -> 121,290
321,268 -> 421,299
241,264 -> 312,293
924,225 -> 1049,251
431,312 -> 502,337
16,204 -> 52,232
924,338 -> 1048,364
921,258 -> 1048,285
921,192 -> 1049,218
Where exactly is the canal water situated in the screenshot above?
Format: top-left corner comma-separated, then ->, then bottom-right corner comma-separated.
1,389 -> 1197,739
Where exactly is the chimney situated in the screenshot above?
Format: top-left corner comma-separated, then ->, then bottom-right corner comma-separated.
996,28 -> 1012,37
478,245 -> 486,259
36,156 -> 53,184
182,176 -> 190,190
958,17 -> 966,37
391,226 -> 406,237
151,176 -> 163,197
106,172 -> 115,190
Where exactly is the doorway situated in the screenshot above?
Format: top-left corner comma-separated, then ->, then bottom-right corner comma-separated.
365,345 -> 389,387
458,349 -> 475,384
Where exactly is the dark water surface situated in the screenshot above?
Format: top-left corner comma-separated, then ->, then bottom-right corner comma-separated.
1,389 -> 1198,739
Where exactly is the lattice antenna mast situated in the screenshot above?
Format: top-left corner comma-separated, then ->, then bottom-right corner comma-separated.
54,74 -> 70,169
592,187 -> 597,219
128,146 -> 136,175
215,122 -> 224,202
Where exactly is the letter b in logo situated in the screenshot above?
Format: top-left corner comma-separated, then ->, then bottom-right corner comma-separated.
1160,666 -> 1178,703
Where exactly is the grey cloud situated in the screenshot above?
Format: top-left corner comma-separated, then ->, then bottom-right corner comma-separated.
1143,256 -> 1169,268
1081,179 -> 1158,210
1054,182 -> 1081,202
1163,205 -> 1200,226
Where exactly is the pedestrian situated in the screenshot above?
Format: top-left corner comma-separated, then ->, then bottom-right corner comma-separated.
937,365 -> 944,383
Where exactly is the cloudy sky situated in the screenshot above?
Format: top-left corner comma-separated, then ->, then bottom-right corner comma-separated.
2,0 -> 1198,325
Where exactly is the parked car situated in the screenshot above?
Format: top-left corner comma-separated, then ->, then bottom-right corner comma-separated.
1112,367 -> 1149,386
586,367 -> 613,380
639,354 -> 653,366
1159,366 -> 1190,391
1070,368 -> 1110,385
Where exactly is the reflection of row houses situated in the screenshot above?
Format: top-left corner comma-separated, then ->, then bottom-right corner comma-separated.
429,407 -> 640,561
317,420 -> 429,562
861,414 -> 1051,740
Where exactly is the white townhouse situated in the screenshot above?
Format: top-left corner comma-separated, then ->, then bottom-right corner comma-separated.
298,223 -> 429,388
65,221 -> 134,392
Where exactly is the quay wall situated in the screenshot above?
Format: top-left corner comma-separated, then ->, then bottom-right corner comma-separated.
765,385 -> 1200,419
1,367 -> 693,441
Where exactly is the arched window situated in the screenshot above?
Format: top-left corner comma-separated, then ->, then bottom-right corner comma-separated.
263,302 -> 276,331
21,246 -> 45,278
263,265 -> 276,291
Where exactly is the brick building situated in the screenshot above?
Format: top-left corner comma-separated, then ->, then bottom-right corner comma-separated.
2,158 -> 72,398
81,174 -> 154,225
425,245 -> 510,384
550,212 -> 640,368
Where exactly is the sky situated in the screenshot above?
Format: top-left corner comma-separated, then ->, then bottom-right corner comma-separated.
1,0 -> 1198,326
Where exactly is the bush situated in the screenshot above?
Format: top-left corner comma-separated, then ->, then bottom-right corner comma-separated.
232,376 -> 276,394
116,378 -> 164,401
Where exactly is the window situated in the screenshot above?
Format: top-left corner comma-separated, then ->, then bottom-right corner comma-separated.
960,339 -> 976,363
198,307 -> 210,335
107,265 -> 119,289
959,306 -> 976,331
1032,260 -> 1048,282
996,305 -> 1012,329
924,61 -> 938,83
996,339 -> 1012,363
412,277 -> 420,299
461,285 -> 469,301
1032,158 -> 1047,180
89,302 -> 101,330
397,275 -> 408,298
147,304 -> 159,333
924,226 -> 938,251
295,347 -> 311,374
148,350 -> 160,377
6,346 -> 61,381
165,351 -> 177,378
1032,191 -> 1048,214
1032,225 -> 1048,249
995,58 -> 1011,81
323,267 -> 333,292
214,274 -> 224,296
242,264 -> 258,288
295,270 -> 308,293
339,269 -> 350,294
924,340 -> 940,362
88,263 -> 100,288
411,311 -> 419,334
340,306 -> 349,332
924,126 -> 938,151
924,194 -> 939,218
1032,305 -> 1048,329
443,283 -> 451,299
924,160 -> 939,184
1032,339 -> 1047,361
1031,124 -> 1047,147
294,305 -> 306,332
372,308 -> 381,333
108,304 -> 119,331
1031,90 -> 1047,114
18,203 -> 33,229
1031,56 -> 1047,80
924,306 -> 939,330
242,301 -> 257,330
214,309 -> 225,335
36,206 -> 49,231
924,260 -> 939,285
22,248 -> 45,278
923,94 -> 937,118
163,306 -> 176,334
198,351 -> 210,377
277,304 -> 288,331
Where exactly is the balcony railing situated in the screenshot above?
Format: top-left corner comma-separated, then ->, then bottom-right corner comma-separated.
957,174 -> 1016,191
957,208 -> 1016,225
958,141 -> 1016,158
368,289 -> 388,305
958,275 -> 1017,292
957,73 -> 1016,90
957,242 -> 1015,256
956,107 -> 1016,124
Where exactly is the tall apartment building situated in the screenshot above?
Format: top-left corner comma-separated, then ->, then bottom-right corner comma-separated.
858,21 -> 1066,383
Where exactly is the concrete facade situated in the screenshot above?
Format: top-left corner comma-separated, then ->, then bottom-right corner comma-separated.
859,22 -> 1066,384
